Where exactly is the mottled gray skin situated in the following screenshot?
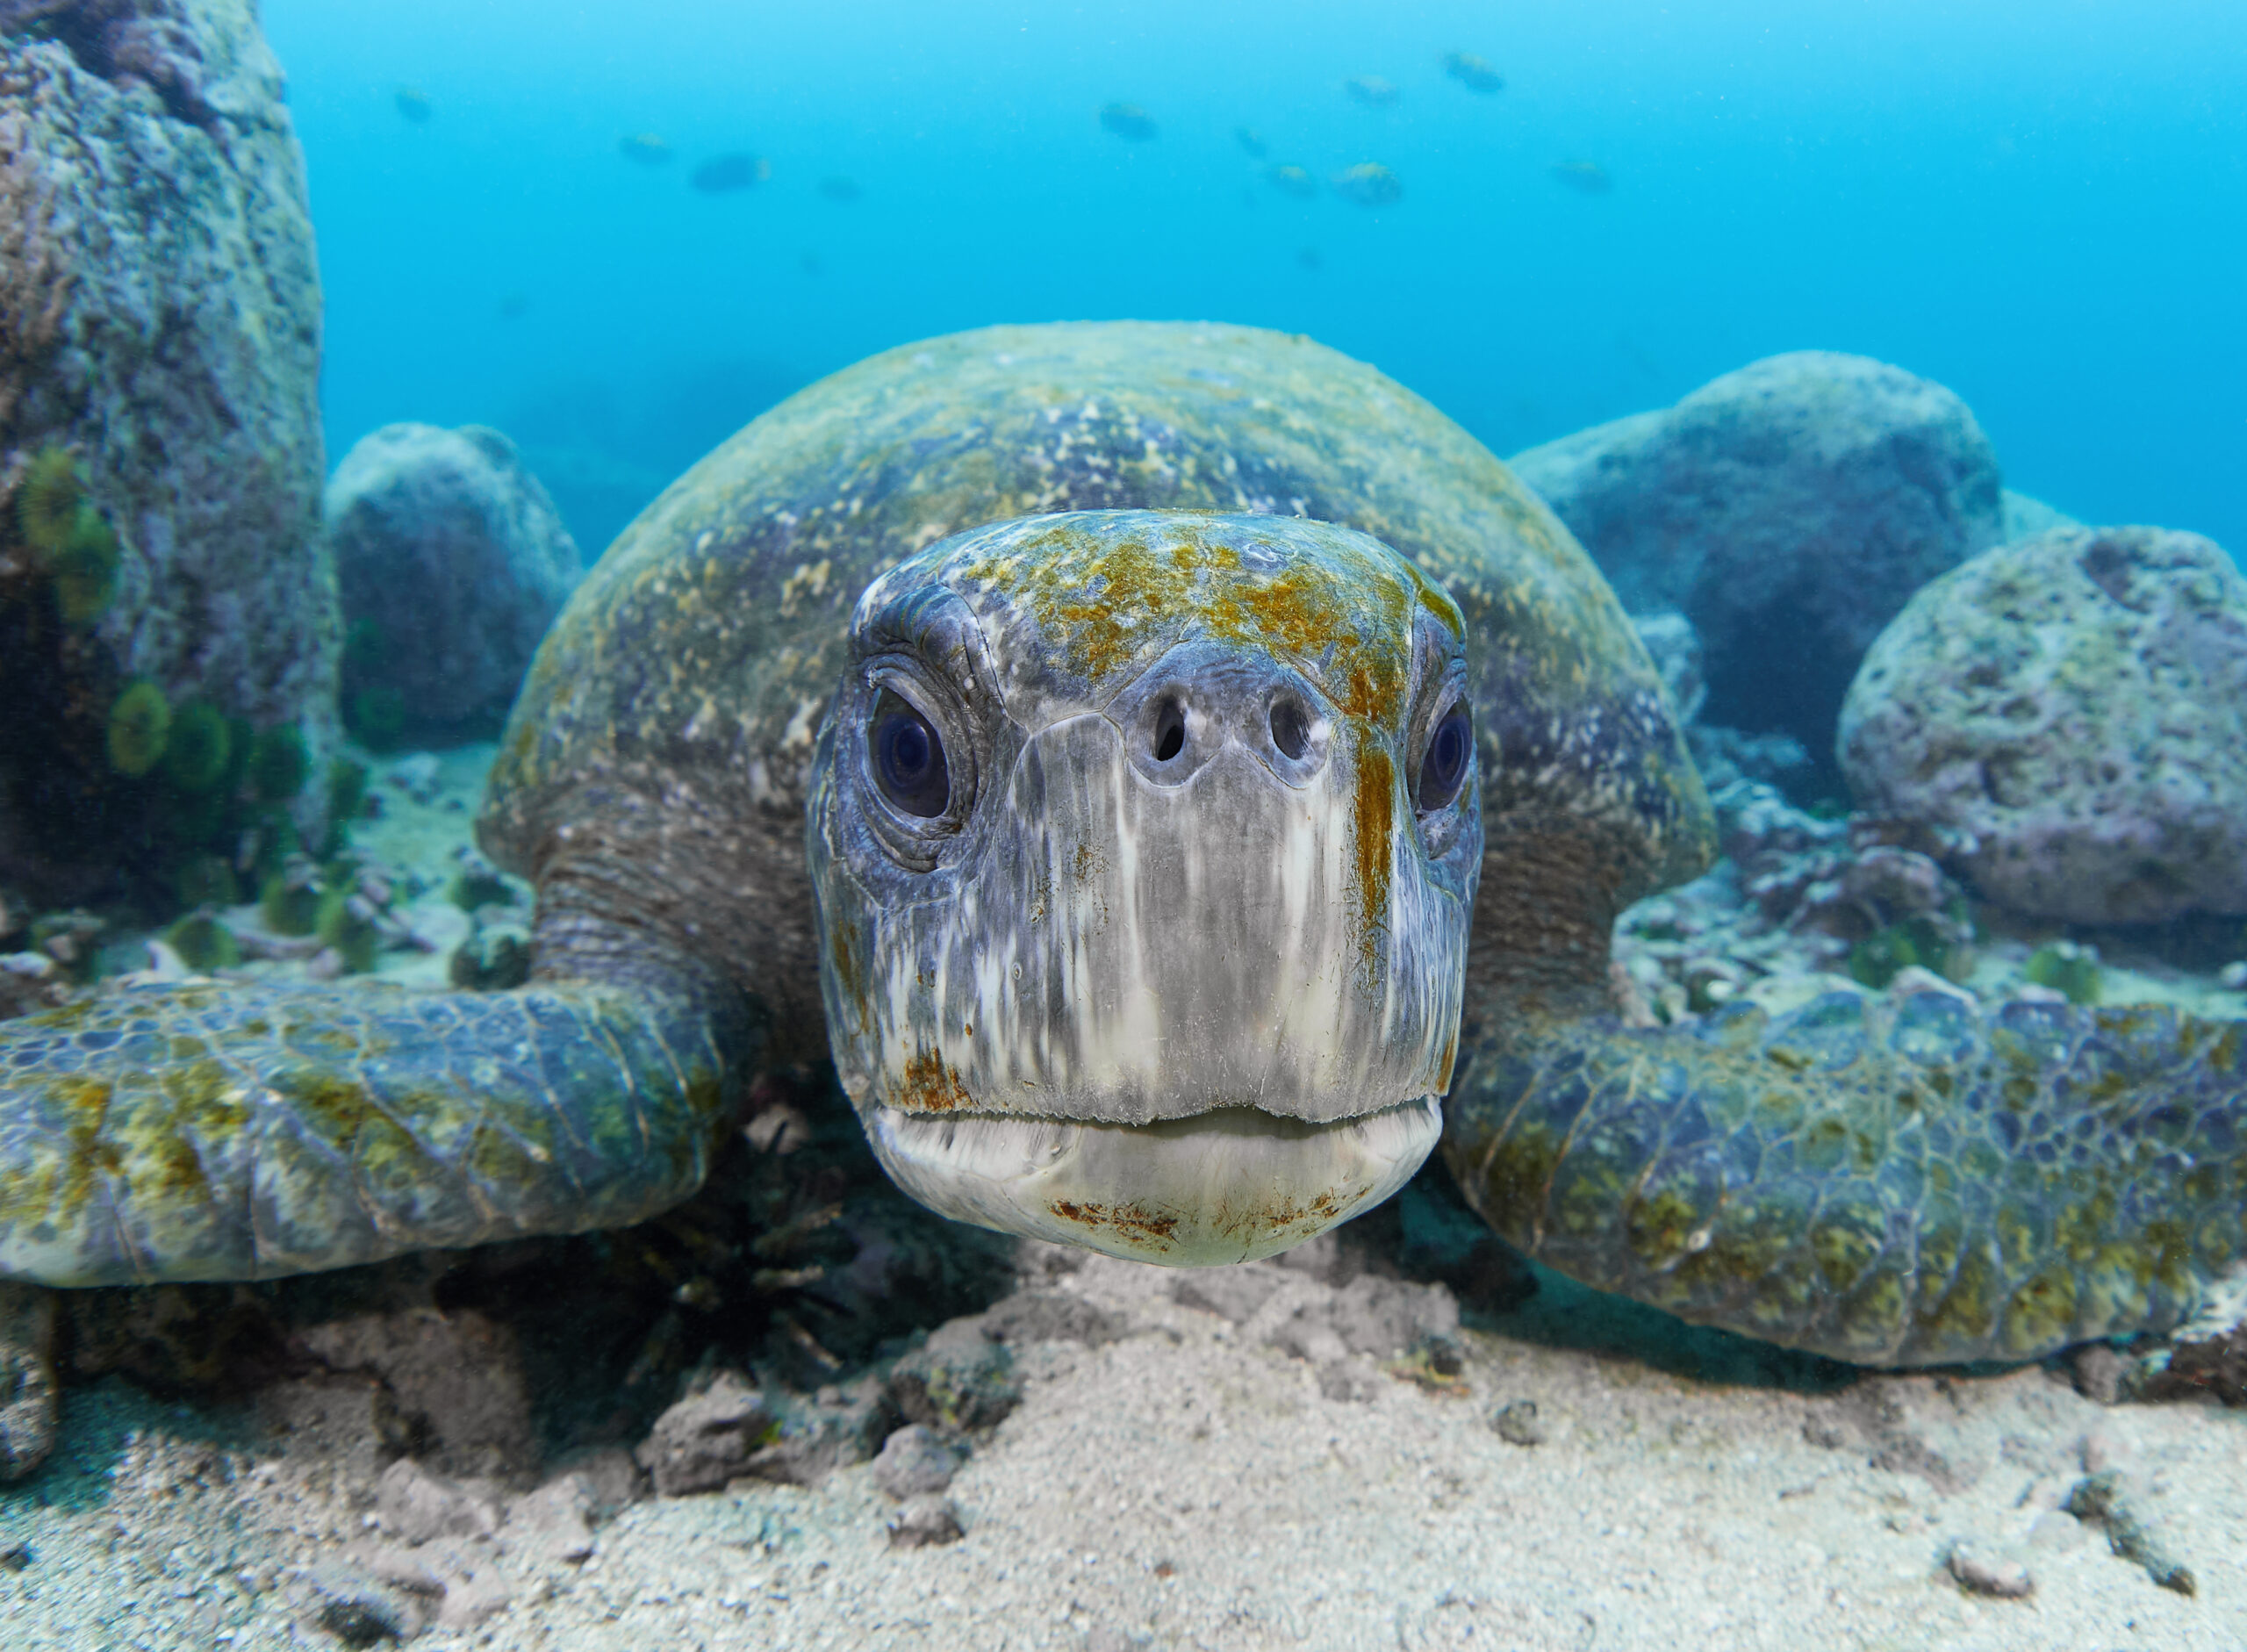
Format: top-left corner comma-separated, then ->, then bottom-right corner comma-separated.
0,0 -> 337,879
328,422 -> 582,736
1,323 -> 2242,1375
810,512 -> 1481,1262
813,511 -> 1477,1126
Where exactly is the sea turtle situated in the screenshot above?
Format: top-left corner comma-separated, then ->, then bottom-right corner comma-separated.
2,322 -> 2243,1377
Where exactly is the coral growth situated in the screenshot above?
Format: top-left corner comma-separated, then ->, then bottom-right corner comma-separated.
159,700 -> 230,792
104,679 -> 169,776
13,446 -> 78,550
9,445 -> 120,625
162,909 -> 238,972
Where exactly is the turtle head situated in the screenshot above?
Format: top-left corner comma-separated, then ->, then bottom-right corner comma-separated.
808,509 -> 1480,1264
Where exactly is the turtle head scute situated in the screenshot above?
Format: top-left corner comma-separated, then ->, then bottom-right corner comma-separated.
809,509 -> 1482,1263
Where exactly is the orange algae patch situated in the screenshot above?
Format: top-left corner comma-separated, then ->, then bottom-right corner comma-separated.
896,1046 -> 974,1112
1350,743 -> 1395,985
967,523 -> 1427,723
1049,1197 -> 1180,1247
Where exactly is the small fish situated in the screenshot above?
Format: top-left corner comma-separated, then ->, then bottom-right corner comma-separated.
1234,126 -> 1267,158
1551,160 -> 1612,195
1100,103 -> 1157,141
692,153 -> 771,194
619,133 -> 673,165
1331,162 -> 1402,209
1442,51 -> 1504,94
394,87 -> 432,124
1344,75 -> 1399,108
497,291 -> 530,320
818,176 -> 862,203
1296,247 -> 1322,272
1265,162 -> 1317,199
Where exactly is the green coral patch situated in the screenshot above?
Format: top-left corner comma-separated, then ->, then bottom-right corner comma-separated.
106,680 -> 172,777
161,700 -> 233,792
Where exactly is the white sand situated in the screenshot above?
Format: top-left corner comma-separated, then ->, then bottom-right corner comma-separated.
4,1249 -> 2243,1650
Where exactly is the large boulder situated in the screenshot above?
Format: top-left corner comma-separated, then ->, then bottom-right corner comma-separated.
327,424 -> 580,742
0,0 -> 334,897
1510,352 -> 2005,776
1839,525 -> 2247,925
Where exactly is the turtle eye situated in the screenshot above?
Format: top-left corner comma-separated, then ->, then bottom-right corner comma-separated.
871,689 -> 950,817
1416,702 -> 1471,812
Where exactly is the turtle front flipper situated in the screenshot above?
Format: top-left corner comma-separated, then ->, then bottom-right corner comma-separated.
0,951 -> 753,1286
1447,988 -> 2247,1366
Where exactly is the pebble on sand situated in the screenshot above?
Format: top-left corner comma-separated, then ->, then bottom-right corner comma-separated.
1945,1541 -> 2035,1599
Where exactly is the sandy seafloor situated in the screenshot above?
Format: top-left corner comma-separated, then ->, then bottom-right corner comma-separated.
4,745 -> 2246,1652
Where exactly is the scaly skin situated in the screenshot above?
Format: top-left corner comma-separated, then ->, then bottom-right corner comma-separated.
0,953 -> 749,1285
1448,989 -> 2247,1365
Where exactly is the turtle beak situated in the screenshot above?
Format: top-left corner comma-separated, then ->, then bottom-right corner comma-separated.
865,1096 -> 1441,1265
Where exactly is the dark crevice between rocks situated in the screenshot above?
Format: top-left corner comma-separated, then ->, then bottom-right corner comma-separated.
1698,571 -> 1863,807
0,561 -> 154,906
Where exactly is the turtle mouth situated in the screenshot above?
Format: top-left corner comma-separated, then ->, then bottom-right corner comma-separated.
864,1097 -> 1442,1266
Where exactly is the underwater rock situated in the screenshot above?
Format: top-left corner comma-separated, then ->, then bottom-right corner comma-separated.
1840,525 -> 2247,924
872,1423 -> 961,1499
2002,487 -> 2078,542
635,1371 -> 775,1496
887,1493 -> 963,1548
1511,352 -> 2003,771
0,948 -> 69,1017
327,423 -> 581,740
296,1305 -> 542,1482
0,1281 -> 56,1482
0,0 -> 337,893
374,1456 -> 501,1545
890,1316 -> 1021,1433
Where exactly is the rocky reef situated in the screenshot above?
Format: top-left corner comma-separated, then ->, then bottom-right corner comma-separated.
1511,351 -> 2005,780
1841,525 -> 2247,925
0,0 -> 334,902
327,424 -> 581,745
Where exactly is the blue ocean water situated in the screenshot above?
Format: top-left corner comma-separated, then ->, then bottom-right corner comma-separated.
270,0 -> 2245,562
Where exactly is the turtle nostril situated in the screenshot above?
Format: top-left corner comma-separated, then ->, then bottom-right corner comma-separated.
1269,698 -> 1310,760
1152,699 -> 1186,763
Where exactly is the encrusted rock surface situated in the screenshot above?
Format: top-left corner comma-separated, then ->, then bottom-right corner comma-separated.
1511,352 -> 2003,763
1840,525 -> 2247,924
327,423 -> 580,739
0,0 -> 335,891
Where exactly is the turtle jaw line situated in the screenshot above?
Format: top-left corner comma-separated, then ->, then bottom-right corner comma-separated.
864,1095 -> 1442,1267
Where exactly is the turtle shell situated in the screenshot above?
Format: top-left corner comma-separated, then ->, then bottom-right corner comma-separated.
481,321 -> 1711,1053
